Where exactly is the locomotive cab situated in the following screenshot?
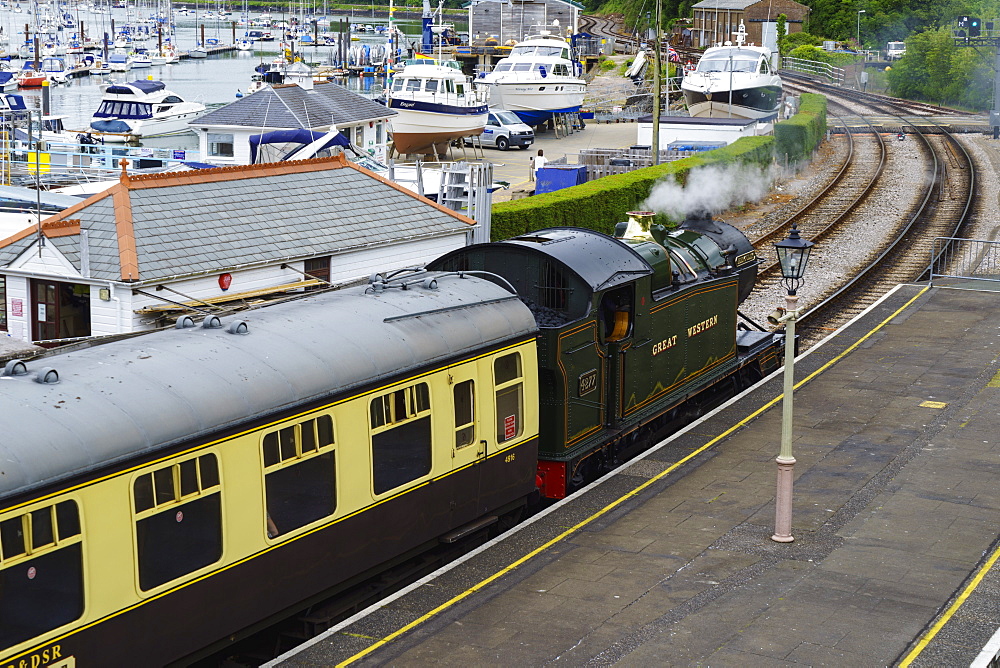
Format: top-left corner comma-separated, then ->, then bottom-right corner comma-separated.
429,219 -> 780,499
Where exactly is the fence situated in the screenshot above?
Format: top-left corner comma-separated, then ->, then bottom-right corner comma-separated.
929,237 -> 1000,288
781,56 -> 846,85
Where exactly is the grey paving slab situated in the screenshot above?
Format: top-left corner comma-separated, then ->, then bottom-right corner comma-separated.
278,284 -> 1000,668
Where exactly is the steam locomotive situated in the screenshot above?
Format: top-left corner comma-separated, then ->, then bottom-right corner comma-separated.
0,212 -> 781,665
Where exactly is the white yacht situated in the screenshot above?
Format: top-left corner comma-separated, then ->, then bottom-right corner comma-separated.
680,22 -> 782,120
473,30 -> 586,126
386,58 -> 488,154
89,80 -> 206,141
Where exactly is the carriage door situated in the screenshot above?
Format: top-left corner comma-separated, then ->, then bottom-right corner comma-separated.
600,285 -> 634,428
447,366 -> 485,526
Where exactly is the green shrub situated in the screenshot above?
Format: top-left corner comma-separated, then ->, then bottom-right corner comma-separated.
773,93 -> 827,162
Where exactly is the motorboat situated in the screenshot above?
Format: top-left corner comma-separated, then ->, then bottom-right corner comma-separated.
89,80 -> 206,141
0,71 -> 17,92
108,51 -> 133,71
680,21 -> 782,120
131,50 -> 153,68
473,29 -> 586,126
386,58 -> 488,154
189,44 -> 208,58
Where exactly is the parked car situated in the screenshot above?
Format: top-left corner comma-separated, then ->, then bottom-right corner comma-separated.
466,110 -> 534,150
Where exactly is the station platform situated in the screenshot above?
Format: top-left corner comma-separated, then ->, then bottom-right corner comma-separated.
270,283 -> 1000,667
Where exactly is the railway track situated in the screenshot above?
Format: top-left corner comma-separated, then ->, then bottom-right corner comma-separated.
766,75 -> 978,347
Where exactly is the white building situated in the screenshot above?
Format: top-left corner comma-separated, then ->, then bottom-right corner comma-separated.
0,155 -> 477,345
188,80 -> 396,166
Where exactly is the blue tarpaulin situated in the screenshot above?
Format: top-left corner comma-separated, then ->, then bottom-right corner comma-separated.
248,129 -> 350,164
535,164 -> 588,195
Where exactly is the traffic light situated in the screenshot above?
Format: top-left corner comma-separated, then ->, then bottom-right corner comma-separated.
969,17 -> 981,36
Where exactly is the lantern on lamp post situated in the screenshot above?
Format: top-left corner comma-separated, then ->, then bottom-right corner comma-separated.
770,224 -> 814,543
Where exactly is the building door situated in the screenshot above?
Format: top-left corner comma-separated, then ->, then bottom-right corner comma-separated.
30,279 -> 91,342
304,256 -> 330,291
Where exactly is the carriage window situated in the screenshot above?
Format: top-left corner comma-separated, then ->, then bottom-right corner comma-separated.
495,353 -> 524,442
454,380 -> 475,448
0,500 -> 84,649
370,382 -> 432,494
262,415 -> 336,538
133,455 -> 222,591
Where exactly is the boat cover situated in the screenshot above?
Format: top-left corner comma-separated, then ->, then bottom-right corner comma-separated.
106,80 -> 166,95
249,129 -> 350,164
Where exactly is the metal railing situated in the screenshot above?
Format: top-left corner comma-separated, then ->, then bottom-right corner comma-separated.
929,237 -> 1000,288
0,140 -> 203,188
781,56 -> 846,85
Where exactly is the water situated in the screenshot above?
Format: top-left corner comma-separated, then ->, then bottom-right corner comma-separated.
1,7 -> 422,151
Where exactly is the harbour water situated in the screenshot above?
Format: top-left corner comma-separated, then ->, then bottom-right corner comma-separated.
0,8 -> 427,152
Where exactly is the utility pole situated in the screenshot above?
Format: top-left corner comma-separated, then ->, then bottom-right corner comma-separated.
651,0 -> 662,165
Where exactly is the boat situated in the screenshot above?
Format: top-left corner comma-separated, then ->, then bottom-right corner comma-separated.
189,44 -> 208,58
108,51 -> 133,71
472,29 -> 587,126
680,21 -> 782,120
386,58 -> 489,155
0,71 -> 17,92
89,79 -> 207,140
131,49 -> 153,68
16,64 -> 46,87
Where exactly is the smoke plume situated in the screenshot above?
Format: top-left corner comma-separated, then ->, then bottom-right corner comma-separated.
642,163 -> 776,220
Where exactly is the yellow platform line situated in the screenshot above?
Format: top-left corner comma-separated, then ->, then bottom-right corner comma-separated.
337,286 -> 931,666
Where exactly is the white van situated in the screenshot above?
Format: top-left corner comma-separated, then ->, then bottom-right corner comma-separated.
466,110 -> 534,150
886,41 -> 906,60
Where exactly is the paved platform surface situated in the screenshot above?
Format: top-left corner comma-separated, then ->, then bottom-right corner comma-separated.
273,283 -> 1000,667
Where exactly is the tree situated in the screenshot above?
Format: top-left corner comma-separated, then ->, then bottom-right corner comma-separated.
886,26 -> 992,109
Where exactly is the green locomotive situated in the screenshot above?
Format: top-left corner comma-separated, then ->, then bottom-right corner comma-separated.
429,211 -> 782,498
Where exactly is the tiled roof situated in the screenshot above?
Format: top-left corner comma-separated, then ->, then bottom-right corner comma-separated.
191,82 -> 396,129
691,0 -> 757,9
0,157 -> 473,284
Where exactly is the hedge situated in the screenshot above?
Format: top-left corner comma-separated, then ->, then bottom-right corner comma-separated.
490,95 -> 828,240
773,93 -> 828,163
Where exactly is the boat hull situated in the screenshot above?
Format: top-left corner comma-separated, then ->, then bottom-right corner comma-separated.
682,84 -> 782,120
387,99 -> 487,154
474,81 -> 585,126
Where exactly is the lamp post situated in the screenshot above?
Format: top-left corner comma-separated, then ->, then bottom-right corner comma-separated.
771,224 -> 814,543
857,9 -> 865,49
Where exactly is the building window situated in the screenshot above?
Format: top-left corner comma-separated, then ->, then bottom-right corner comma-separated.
0,501 -> 83,649
370,383 -> 432,494
133,455 -> 222,591
495,353 -> 523,443
262,415 -> 336,538
304,256 -> 330,291
375,122 -> 384,144
0,275 -> 6,331
354,125 -> 364,146
454,380 -> 475,448
208,133 -> 235,157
